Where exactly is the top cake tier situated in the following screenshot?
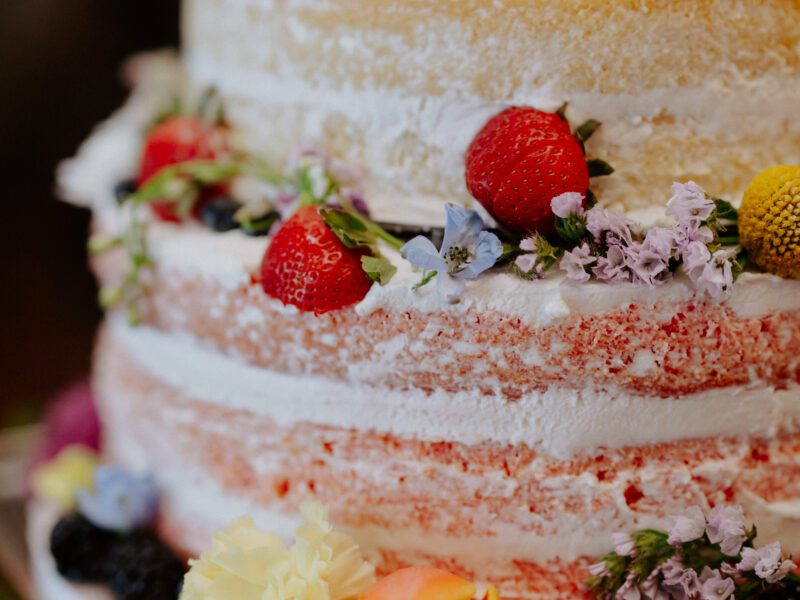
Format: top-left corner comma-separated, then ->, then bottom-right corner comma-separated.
182,0 -> 800,223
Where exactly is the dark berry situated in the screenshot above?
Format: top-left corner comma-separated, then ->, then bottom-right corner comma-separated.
114,180 -> 138,205
240,210 -> 280,237
200,196 -> 241,232
50,513 -> 116,583
104,531 -> 186,600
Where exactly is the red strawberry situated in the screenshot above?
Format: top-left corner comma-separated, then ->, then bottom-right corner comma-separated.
260,206 -> 373,314
137,116 -> 228,222
465,106 -> 589,235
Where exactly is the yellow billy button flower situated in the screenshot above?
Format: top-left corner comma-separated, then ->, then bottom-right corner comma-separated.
739,165 -> 800,278
31,445 -> 99,510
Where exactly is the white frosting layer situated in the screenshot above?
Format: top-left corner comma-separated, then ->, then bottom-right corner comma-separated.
110,317 -> 800,459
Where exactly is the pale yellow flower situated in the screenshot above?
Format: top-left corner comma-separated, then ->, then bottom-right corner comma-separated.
31,445 -> 99,510
181,501 -> 375,600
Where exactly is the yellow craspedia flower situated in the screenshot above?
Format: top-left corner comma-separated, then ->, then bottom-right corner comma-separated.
31,445 -> 99,509
739,165 -> 800,278
181,501 -> 375,600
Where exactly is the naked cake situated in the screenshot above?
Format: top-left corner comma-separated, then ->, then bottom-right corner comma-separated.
28,2 -> 800,599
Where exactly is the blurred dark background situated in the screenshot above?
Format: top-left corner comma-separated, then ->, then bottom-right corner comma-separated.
1,0 -> 180,427
1,4 -> 178,594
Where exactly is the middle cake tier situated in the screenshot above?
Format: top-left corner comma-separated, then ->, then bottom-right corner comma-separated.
90,219 -> 800,600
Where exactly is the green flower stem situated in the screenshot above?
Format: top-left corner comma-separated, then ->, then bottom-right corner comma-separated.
129,160 -> 285,205
337,196 -> 405,251
718,235 -> 741,245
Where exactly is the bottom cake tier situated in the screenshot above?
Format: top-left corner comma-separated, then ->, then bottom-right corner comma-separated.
81,317 -> 800,600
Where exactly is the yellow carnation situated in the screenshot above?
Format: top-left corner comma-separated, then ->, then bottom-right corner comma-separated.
739,165 -> 800,278
181,501 -> 375,600
31,445 -> 99,510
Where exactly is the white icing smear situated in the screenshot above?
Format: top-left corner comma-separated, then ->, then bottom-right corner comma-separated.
111,318 -> 800,459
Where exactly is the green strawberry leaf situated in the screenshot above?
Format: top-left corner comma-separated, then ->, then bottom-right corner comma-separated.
361,255 -> 397,285
587,158 -> 615,177
575,119 -> 601,143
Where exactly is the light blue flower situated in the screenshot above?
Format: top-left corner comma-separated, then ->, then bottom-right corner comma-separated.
76,465 -> 158,531
400,203 -> 502,304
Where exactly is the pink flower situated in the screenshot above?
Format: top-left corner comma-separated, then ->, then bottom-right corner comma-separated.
666,181 -> 715,228
668,506 -> 707,546
519,236 -> 537,252
586,205 -> 633,244
642,227 -> 678,260
661,556 -> 700,599
560,243 -> 596,282
698,567 -> 735,599
551,192 -> 585,218
680,241 -> 711,280
593,244 -> 630,284
589,561 -> 610,577
737,542 -> 797,583
692,250 -> 735,300
706,505 -> 746,556
612,532 -> 637,557
514,253 -> 544,277
624,242 -> 670,286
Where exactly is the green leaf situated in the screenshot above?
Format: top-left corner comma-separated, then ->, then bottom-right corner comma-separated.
575,119 -> 602,142
555,102 -> 569,121
88,234 -> 123,254
587,158 -> 615,177
361,255 -> 397,285
554,214 -> 588,247
712,197 -> 739,221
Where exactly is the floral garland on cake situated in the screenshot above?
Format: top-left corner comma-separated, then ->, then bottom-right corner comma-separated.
89,89 -> 799,321
587,505 -> 800,600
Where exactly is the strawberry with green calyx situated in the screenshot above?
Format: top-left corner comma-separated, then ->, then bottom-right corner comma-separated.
259,206 -> 377,314
465,105 -> 613,236
136,87 -> 232,222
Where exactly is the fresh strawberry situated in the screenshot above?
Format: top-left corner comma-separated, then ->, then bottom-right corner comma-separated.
465,106 -> 589,235
260,206 -> 373,314
137,116 -> 228,222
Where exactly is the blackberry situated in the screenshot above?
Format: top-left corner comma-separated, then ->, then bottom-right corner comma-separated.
114,179 -> 138,205
104,530 -> 186,600
200,196 -> 241,232
50,513 -> 116,583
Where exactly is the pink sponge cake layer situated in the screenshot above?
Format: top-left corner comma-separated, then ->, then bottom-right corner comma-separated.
92,246 -> 800,402
94,311 -> 800,599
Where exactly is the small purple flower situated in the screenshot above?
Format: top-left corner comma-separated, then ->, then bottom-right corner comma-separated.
668,506 -> 706,546
519,236 -> 537,252
698,567 -> 735,600
661,556 -> 700,600
593,244 -> 631,284
624,242 -> 671,286
514,253 -> 544,277
692,250 -> 735,300
612,532 -> 636,557
706,505 -> 746,556
560,242 -> 597,282
666,181 -> 715,228
615,575 -> 642,600
586,205 -> 633,244
642,227 -> 678,260
401,203 -> 502,304
551,192 -> 585,218
737,542 -> 797,583
680,241 -> 711,280
77,465 -> 158,531
589,561 -> 610,578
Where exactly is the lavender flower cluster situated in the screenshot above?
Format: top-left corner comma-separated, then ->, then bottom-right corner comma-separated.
516,183 -> 742,300
588,504 -> 798,600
